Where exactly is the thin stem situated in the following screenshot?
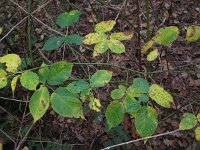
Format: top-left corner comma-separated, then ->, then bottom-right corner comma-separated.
145,0 -> 150,40
27,0 -> 34,66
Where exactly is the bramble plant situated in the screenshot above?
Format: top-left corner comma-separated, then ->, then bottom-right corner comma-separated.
1,10 -> 200,146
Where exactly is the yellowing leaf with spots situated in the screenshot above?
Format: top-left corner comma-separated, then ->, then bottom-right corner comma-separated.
197,113 -> 200,122
89,98 -> 102,112
185,26 -> 200,42
29,86 -> 50,123
0,27 -> 2,34
141,40 -> 154,53
0,69 -> 7,89
179,113 -> 197,130
93,41 -> 108,57
195,127 -> 200,141
149,84 -> 174,108
147,48 -> 159,61
83,33 -> 102,45
95,20 -> 116,33
11,75 -> 20,95
110,32 -> 133,41
0,54 -> 21,73
108,39 -> 125,54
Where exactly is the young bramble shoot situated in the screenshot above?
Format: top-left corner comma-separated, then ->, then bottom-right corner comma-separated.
83,20 -> 133,57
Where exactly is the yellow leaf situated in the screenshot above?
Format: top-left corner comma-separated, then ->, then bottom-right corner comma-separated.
93,41 -> 108,57
149,84 -> 174,108
0,69 -> 7,78
95,20 -> 116,33
11,75 -> 20,95
89,98 -> 102,112
197,113 -> 200,122
195,127 -> 200,141
83,33 -> 102,45
0,69 -> 7,89
0,27 -> 2,34
185,26 -> 200,42
141,40 -> 154,53
110,32 -> 133,41
0,54 -> 21,73
147,48 -> 159,61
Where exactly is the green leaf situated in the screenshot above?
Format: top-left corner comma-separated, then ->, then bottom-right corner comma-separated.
93,41 -> 108,57
83,33 -> 102,45
0,69 -> 7,89
50,87 -> 84,118
126,86 -> 144,98
56,10 -> 81,27
29,86 -> 50,122
154,26 -> 179,46
110,32 -> 133,41
0,54 -> 21,73
123,95 -> 141,113
66,80 -> 90,94
197,113 -> 200,122
38,63 -> 49,84
138,94 -> 149,103
179,113 -> 197,130
20,71 -> 39,91
195,127 -> 200,141
185,26 -> 200,42
147,48 -> 159,62
11,75 -> 20,95
149,84 -> 174,108
141,40 -> 154,53
64,34 -> 83,45
43,37 -> 65,51
90,70 -> 112,88
133,78 -> 149,93
95,20 -> 116,33
111,85 -> 126,100
105,102 -> 125,130
108,39 -> 125,54
47,61 -> 73,85
135,106 -> 158,137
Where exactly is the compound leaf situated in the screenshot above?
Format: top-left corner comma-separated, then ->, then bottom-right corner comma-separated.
147,48 -> 159,61
51,87 -> 84,118
195,127 -> 200,141
90,70 -> 112,88
135,106 -> 158,137
47,61 -> 73,85
20,71 -> 39,91
29,86 -> 50,123
149,84 -> 174,108
95,20 -> 116,33
11,75 -> 20,95
154,26 -> 179,46
56,10 -> 81,27
108,39 -> 125,54
105,102 -> 125,130
185,26 -> 200,42
110,32 -> 133,41
0,54 -> 21,73
64,34 -> 83,45
179,113 -> 197,130
43,37 -> 65,51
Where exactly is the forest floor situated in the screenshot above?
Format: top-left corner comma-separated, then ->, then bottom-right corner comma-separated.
0,0 -> 200,150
